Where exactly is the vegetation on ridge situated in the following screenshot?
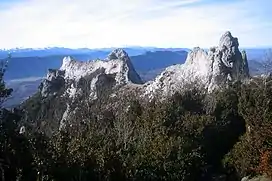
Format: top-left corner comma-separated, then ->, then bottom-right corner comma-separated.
1,63 -> 272,180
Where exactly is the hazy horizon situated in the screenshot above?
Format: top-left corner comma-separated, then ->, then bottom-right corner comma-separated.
0,46 -> 271,51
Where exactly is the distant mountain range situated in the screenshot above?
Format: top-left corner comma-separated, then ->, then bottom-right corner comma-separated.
3,49 -> 188,81
0,47 -> 190,58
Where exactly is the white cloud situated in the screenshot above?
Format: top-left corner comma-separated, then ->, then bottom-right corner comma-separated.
0,0 -> 271,49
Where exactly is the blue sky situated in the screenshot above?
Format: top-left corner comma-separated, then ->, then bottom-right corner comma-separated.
0,0 -> 271,49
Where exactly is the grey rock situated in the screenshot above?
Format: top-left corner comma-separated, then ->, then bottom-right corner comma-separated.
209,31 -> 249,90
144,31 -> 250,97
241,50 -> 250,77
107,48 -> 130,61
56,49 -> 142,100
39,69 -> 65,97
107,48 -> 143,84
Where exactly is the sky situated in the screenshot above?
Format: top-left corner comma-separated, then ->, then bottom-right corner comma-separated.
0,0 -> 271,49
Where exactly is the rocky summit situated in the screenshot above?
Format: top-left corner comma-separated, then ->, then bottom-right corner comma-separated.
40,31 -> 249,100
144,31 -> 250,97
40,48 -> 143,100
29,31 -> 250,132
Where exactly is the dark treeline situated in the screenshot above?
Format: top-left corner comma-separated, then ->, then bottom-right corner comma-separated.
1,71 -> 272,180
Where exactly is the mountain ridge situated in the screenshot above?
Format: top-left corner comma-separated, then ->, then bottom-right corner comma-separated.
23,31 -> 251,132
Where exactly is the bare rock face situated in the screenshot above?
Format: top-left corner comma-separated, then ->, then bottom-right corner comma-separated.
107,49 -> 142,84
37,32 -> 250,101
39,49 -> 143,100
60,49 -> 142,84
39,69 -> 65,97
208,31 -> 249,90
144,31 -> 250,97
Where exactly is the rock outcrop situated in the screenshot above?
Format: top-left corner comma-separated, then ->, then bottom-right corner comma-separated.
39,31 -> 249,101
39,69 -> 65,97
60,49 -> 142,84
39,49 -> 143,100
61,49 -> 142,99
144,31 -> 250,97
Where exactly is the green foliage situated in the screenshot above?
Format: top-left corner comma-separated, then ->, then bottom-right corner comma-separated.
0,58 -> 36,181
20,87 -> 243,181
224,77 -> 272,178
21,91 -> 68,135
0,57 -> 13,106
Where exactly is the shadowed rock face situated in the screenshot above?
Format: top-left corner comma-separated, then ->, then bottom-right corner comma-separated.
39,69 -> 65,97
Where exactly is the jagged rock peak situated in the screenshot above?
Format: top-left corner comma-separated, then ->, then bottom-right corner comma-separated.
107,49 -> 142,84
107,48 -> 130,61
39,48 -> 143,99
219,31 -> 239,49
185,47 -> 209,64
144,31 -> 250,97
63,56 -> 73,63
61,56 -> 75,69
58,49 -> 142,84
